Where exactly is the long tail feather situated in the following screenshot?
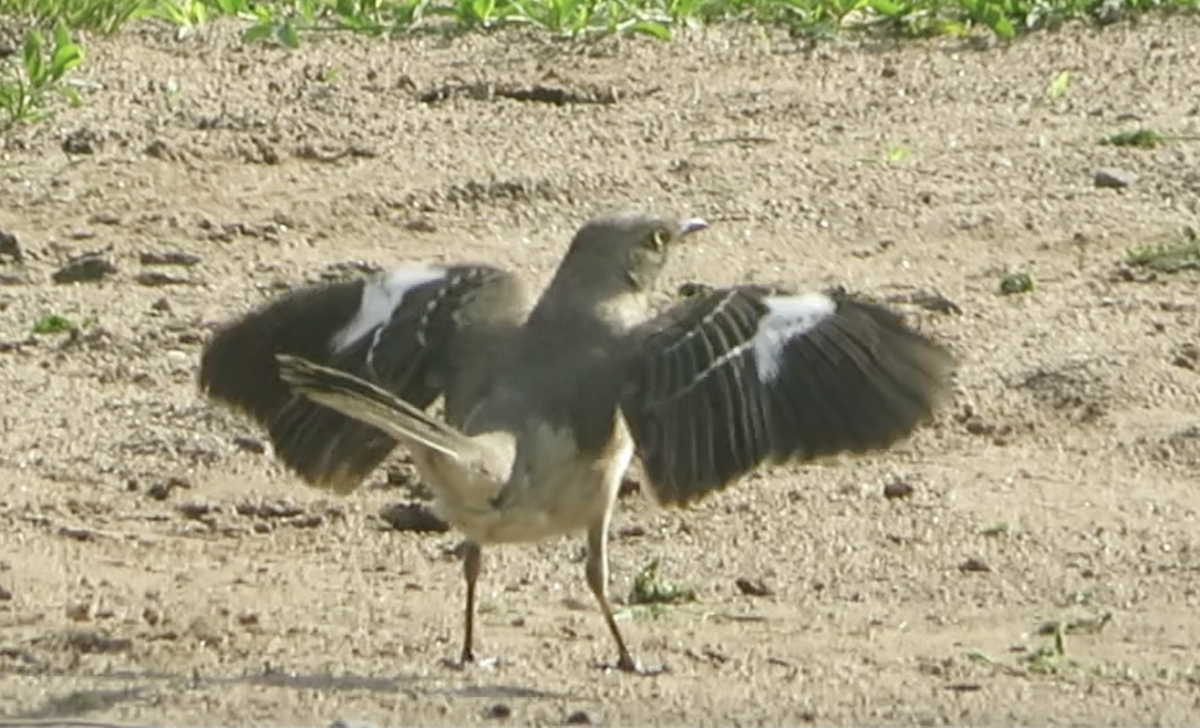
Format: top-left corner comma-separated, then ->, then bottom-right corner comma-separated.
274,354 -> 475,461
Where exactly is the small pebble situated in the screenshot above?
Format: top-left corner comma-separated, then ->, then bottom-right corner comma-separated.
959,557 -> 992,573
883,479 -> 915,500
1094,168 -> 1135,188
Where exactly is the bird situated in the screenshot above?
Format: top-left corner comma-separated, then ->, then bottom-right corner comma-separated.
198,210 -> 954,674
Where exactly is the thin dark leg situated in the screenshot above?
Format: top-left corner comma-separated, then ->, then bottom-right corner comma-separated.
586,520 -> 659,674
461,540 -> 482,665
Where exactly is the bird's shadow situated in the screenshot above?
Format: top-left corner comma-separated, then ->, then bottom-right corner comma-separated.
4,665 -> 574,723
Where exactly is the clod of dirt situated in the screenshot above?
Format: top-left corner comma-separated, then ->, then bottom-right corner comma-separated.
62,128 -> 101,155
177,501 -> 223,520
617,525 -> 646,539
66,600 -> 96,622
379,503 -> 450,533
419,82 -> 621,106
404,218 -> 437,233
484,704 -> 512,720
321,260 -> 383,282
136,271 -> 193,287
235,499 -> 305,519
883,479 -> 916,500
140,250 -> 202,267
958,557 -> 992,573
0,337 -> 36,353
65,629 -> 133,654
1172,342 -> 1199,370
142,606 -> 164,626
231,435 -> 266,454
242,136 -> 281,165
58,526 -> 101,542
564,711 -> 593,726
883,288 -> 963,315
1094,168 -> 1135,188
89,211 -> 123,226
146,476 -> 192,501
144,139 -> 172,159
295,143 -> 378,163
52,254 -> 118,284
735,576 -> 774,597
0,230 -> 22,262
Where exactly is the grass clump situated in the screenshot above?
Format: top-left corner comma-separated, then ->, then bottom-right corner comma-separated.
2,0 -> 1198,47
999,271 -> 1034,295
1102,127 -> 1168,148
30,312 -> 75,333
1101,128 -> 1200,148
628,559 -> 696,606
1126,228 -> 1200,273
0,23 -> 84,131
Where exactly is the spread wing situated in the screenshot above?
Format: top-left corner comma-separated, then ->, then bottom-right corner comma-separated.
199,264 -> 525,492
618,285 -> 953,506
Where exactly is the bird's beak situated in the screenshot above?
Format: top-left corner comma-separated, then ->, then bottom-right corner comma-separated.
676,218 -> 709,239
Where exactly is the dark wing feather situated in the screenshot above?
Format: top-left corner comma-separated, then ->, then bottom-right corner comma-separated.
619,286 -> 953,507
199,264 -> 522,492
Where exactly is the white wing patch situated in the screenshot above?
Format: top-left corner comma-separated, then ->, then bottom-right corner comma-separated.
329,266 -> 445,352
753,293 -> 837,382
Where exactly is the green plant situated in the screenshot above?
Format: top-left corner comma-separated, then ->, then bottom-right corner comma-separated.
1045,69 -> 1070,99
999,271 -> 1035,295
980,521 -> 1009,537
0,23 -> 85,130
31,312 -> 75,334
628,559 -> 696,606
1126,228 -> 1200,273
1101,127 -> 1168,148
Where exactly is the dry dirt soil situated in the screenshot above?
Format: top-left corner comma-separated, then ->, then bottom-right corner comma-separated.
1,14 -> 1199,727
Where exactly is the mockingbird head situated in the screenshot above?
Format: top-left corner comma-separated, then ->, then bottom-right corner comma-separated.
557,211 -> 709,295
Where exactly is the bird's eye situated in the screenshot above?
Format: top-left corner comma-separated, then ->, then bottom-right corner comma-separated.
648,229 -> 668,249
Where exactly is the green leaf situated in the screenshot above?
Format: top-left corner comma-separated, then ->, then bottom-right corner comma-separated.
991,14 -> 1014,38
869,0 -> 905,17
241,23 -> 276,43
628,19 -> 672,38
22,30 -> 46,86
58,85 -> 83,108
1046,70 -> 1070,99
276,20 -> 302,48
50,26 -> 85,81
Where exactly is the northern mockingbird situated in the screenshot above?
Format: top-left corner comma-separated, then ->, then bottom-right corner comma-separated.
199,211 -> 952,673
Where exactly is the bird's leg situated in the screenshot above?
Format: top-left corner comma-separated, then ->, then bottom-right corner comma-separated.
585,520 -> 665,675
460,539 -> 482,666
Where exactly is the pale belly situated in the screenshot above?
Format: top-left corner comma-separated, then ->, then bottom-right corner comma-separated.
440,417 -> 636,545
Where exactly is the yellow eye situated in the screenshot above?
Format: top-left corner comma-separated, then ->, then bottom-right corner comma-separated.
649,229 -> 668,249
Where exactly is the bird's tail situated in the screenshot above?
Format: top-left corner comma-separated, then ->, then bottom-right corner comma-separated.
275,354 -> 518,539
274,354 -> 476,461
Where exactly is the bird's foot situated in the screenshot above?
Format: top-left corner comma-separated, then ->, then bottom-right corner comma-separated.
595,654 -> 668,676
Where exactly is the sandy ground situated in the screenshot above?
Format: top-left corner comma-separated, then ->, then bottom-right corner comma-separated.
1,14 -> 1199,727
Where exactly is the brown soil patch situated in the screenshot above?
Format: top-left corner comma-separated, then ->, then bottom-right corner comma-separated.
2,16 -> 1199,727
